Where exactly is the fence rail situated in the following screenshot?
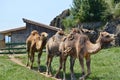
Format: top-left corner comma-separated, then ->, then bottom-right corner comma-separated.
0,43 -> 26,54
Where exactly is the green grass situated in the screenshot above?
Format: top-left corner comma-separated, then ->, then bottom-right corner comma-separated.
1,47 -> 120,80
0,55 -> 53,80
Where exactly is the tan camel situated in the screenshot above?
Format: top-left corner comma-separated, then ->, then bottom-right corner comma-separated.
26,30 -> 48,71
55,31 -> 115,80
46,28 -> 96,76
46,29 -> 65,75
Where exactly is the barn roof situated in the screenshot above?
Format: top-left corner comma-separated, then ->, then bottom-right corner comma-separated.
0,18 -> 61,35
0,26 -> 26,34
23,18 -> 60,31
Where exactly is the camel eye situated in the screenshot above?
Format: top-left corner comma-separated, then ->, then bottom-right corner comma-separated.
106,35 -> 110,38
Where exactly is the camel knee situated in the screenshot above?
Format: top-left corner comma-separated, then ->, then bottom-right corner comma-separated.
30,57 -> 34,62
38,59 -> 40,64
81,72 -> 85,76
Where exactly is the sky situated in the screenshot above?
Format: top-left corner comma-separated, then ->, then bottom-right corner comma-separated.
0,0 -> 72,31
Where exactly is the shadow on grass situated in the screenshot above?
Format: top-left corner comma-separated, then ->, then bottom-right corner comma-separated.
52,72 -> 104,80
32,65 -> 46,72
31,66 -> 104,80
87,76 -> 104,80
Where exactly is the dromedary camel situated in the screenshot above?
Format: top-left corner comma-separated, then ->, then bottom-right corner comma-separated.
26,30 -> 48,71
46,28 -> 96,76
55,31 -> 115,80
46,29 -> 65,75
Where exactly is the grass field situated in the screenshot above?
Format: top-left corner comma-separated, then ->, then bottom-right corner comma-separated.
0,47 -> 120,80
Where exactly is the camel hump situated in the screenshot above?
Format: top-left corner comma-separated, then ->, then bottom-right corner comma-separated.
57,29 -> 65,35
71,28 -> 81,34
79,35 -> 89,45
31,30 -> 39,35
67,34 -> 74,40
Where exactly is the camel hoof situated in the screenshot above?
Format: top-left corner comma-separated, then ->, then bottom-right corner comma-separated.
30,66 -> 33,69
46,72 -> 52,76
71,74 -> 76,80
28,67 -> 31,69
26,64 -> 28,67
46,72 -> 49,76
38,69 -> 41,72
63,78 -> 67,80
79,76 -> 85,80
54,74 -> 60,78
45,73 -> 52,77
71,77 -> 76,80
38,68 -> 41,72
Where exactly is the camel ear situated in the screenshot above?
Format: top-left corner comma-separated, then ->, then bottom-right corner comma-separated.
100,32 -> 104,36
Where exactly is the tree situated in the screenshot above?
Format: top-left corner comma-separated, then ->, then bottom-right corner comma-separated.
71,0 -> 107,22
104,0 -> 120,20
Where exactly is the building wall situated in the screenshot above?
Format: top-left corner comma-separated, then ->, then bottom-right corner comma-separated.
11,29 -> 27,43
26,23 -> 57,38
10,23 -> 57,43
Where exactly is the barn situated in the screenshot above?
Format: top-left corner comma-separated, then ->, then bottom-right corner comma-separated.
0,18 -> 60,49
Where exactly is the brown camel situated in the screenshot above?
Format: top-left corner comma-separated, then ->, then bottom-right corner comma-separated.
26,30 -> 48,71
46,29 -> 65,75
46,28 -> 96,76
55,31 -> 115,80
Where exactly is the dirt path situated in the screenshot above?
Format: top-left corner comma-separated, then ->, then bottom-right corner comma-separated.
8,54 -> 61,80
8,54 -> 26,67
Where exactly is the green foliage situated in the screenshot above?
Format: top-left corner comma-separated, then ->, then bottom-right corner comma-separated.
62,0 -> 120,29
71,0 -> 107,22
99,0 -> 120,20
62,15 -> 77,29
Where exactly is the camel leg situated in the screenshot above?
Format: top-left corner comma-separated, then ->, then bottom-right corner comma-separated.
30,51 -> 35,69
55,55 -> 63,78
63,55 -> 68,80
38,51 -> 42,72
46,54 -> 53,76
26,50 -> 30,67
46,54 -> 49,75
79,56 -> 85,80
79,56 -> 91,80
85,55 -> 91,76
70,56 -> 76,80
26,44 -> 30,67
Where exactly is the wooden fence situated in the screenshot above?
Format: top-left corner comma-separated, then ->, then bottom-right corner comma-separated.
0,43 -> 26,54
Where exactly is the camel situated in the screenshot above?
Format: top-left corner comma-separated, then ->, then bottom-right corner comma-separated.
46,28 -> 95,75
46,29 -> 65,75
26,30 -> 48,71
55,31 -> 115,80
46,28 -> 96,76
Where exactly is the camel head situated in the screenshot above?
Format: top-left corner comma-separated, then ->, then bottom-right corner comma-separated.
99,31 -> 115,43
57,29 -> 65,36
31,30 -> 39,35
35,32 -> 48,50
40,32 -> 48,40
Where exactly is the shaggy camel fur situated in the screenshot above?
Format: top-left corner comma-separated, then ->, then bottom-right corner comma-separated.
26,30 -> 48,71
55,31 -> 115,80
46,30 -> 65,75
46,28 -> 95,76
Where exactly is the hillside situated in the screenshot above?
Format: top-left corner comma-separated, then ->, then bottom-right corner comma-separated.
0,47 -> 120,80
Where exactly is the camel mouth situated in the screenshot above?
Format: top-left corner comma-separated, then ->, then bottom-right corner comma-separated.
110,34 -> 116,40
41,32 -> 48,37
